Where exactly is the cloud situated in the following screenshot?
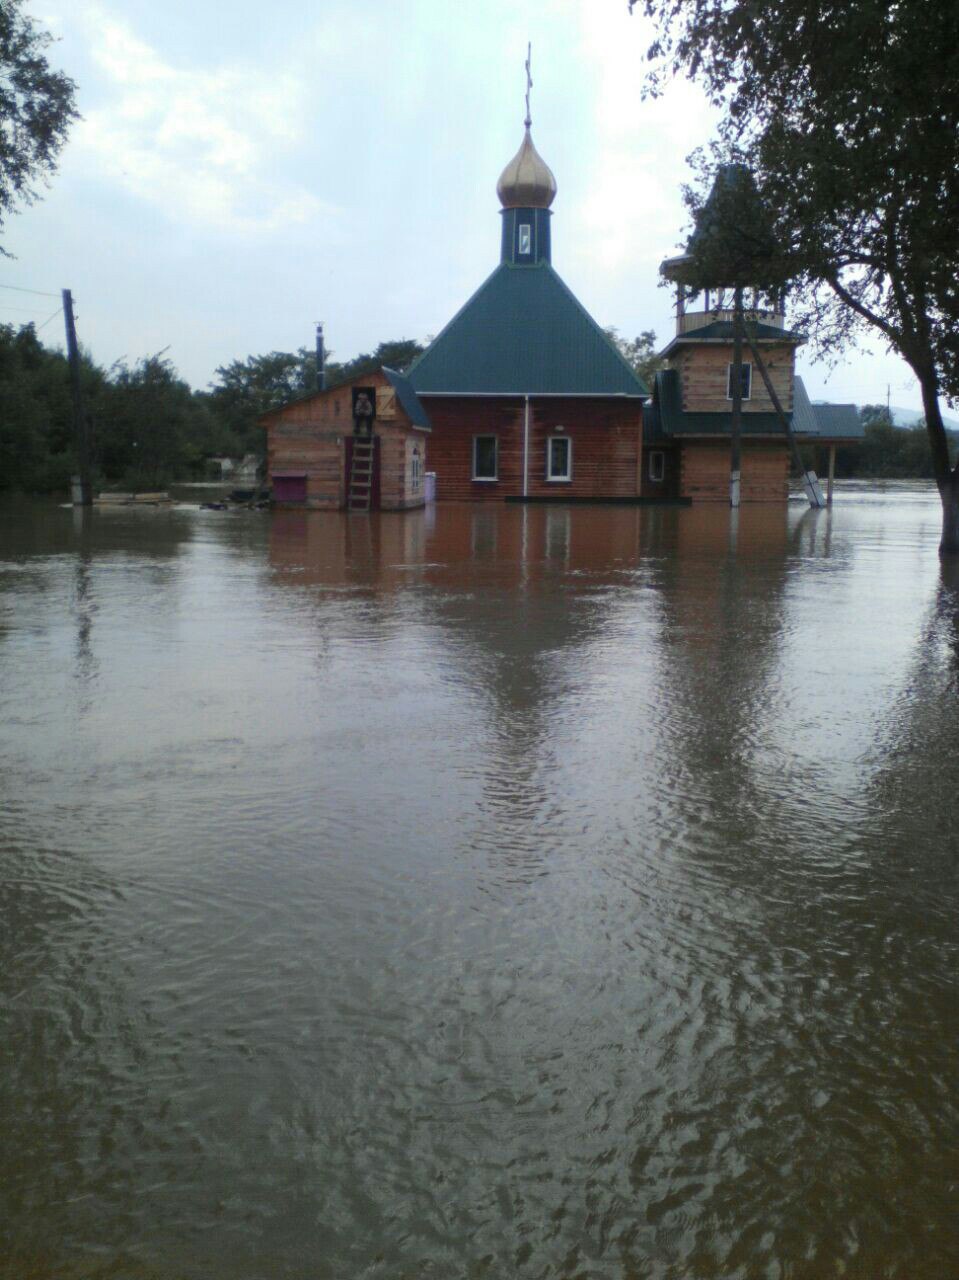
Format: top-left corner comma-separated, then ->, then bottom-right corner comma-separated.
567,3 -> 717,274
72,4 -> 334,237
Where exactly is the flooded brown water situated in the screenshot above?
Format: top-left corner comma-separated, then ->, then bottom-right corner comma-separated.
1,490 -> 957,1280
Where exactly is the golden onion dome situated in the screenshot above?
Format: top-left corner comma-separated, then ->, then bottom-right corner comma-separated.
496,126 -> 557,209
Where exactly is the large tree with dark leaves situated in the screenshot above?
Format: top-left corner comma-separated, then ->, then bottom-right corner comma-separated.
631,0 -> 959,552
0,0 -> 77,251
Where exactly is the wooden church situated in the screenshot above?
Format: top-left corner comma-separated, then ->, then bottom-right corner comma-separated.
262,97 -> 862,510
262,109 -> 650,510
402,124 -> 649,501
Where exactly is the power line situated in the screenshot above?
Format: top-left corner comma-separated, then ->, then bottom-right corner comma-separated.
0,302 -> 52,315
0,283 -> 59,298
35,306 -> 63,333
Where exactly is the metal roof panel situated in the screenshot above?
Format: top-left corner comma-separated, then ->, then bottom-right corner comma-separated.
407,262 -> 648,397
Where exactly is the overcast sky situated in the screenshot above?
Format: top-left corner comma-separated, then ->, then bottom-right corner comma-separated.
6,0 -> 925,411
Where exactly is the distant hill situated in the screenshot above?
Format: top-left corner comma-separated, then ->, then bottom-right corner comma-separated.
889,405 -> 959,431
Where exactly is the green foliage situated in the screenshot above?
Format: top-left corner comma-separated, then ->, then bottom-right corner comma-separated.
201,339 -> 425,458
605,328 -> 663,389
0,0 -> 78,251
859,418 -> 937,479
325,338 -> 424,387
94,354 -> 216,488
0,326 -> 426,494
677,163 -> 786,294
0,322 -> 84,490
854,406 -> 959,478
638,0 -> 959,512
204,350 -> 317,457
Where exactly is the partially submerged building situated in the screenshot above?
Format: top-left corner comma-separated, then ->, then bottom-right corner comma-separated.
647,168 -> 864,502
261,366 -> 430,511
402,125 -> 649,501
262,101 -> 863,510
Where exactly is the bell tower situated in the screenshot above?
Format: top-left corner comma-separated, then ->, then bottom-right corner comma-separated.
658,167 -> 802,420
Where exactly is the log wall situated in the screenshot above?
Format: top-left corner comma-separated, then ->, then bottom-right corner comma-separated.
680,441 -> 790,503
263,369 -> 427,510
672,343 -> 795,415
422,396 -> 643,500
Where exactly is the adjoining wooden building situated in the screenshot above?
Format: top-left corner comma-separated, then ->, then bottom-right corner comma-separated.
262,366 -> 431,511
647,173 -> 865,503
643,286 -> 864,503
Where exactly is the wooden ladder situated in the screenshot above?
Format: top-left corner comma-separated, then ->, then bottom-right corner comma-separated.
348,437 -> 375,511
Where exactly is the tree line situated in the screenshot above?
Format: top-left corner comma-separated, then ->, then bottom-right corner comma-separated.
0,324 -> 423,493
0,319 -> 951,495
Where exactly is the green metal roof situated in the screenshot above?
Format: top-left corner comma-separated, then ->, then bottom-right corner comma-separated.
659,319 -> 805,359
407,261 -> 648,397
382,366 -> 431,429
648,369 -> 866,442
793,376 -> 864,439
648,368 -> 788,438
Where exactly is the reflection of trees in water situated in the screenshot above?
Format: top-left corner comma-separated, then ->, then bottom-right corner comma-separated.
867,558 -> 959,844
0,501 -> 202,1275
632,507 -> 959,1279
648,503 -> 792,812
0,838 -> 160,1271
261,503 -> 959,1276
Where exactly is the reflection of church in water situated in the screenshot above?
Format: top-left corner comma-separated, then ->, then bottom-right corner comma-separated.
262,78 -> 862,511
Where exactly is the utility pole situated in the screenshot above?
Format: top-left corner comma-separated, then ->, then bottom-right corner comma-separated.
730,284 -> 744,507
63,289 -> 92,506
315,322 -> 325,392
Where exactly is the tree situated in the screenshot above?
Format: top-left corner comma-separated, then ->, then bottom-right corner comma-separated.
205,338 -> 426,457
325,338 -> 424,387
95,354 -> 211,488
0,0 -> 78,251
631,0 -> 959,553
205,351 -> 317,455
605,328 -> 664,389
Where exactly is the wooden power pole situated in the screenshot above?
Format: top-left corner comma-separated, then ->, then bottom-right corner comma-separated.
63,288 -> 92,506
730,284 -> 744,507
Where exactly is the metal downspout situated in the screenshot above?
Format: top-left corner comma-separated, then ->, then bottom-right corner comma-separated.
523,395 -> 530,498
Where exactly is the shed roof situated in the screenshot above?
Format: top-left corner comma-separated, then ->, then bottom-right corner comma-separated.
793,377 -> 864,440
259,366 -> 430,431
383,366 -> 431,429
407,261 -> 648,397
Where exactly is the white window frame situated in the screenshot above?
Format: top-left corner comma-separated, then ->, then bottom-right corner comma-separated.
472,435 -> 498,482
410,446 -> 421,491
546,435 -> 573,482
648,450 -> 665,483
518,223 -> 532,255
726,362 -> 752,401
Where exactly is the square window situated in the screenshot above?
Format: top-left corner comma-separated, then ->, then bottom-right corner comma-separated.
547,436 -> 572,481
648,450 -> 665,483
518,224 -> 531,255
473,435 -> 498,480
726,362 -> 752,401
